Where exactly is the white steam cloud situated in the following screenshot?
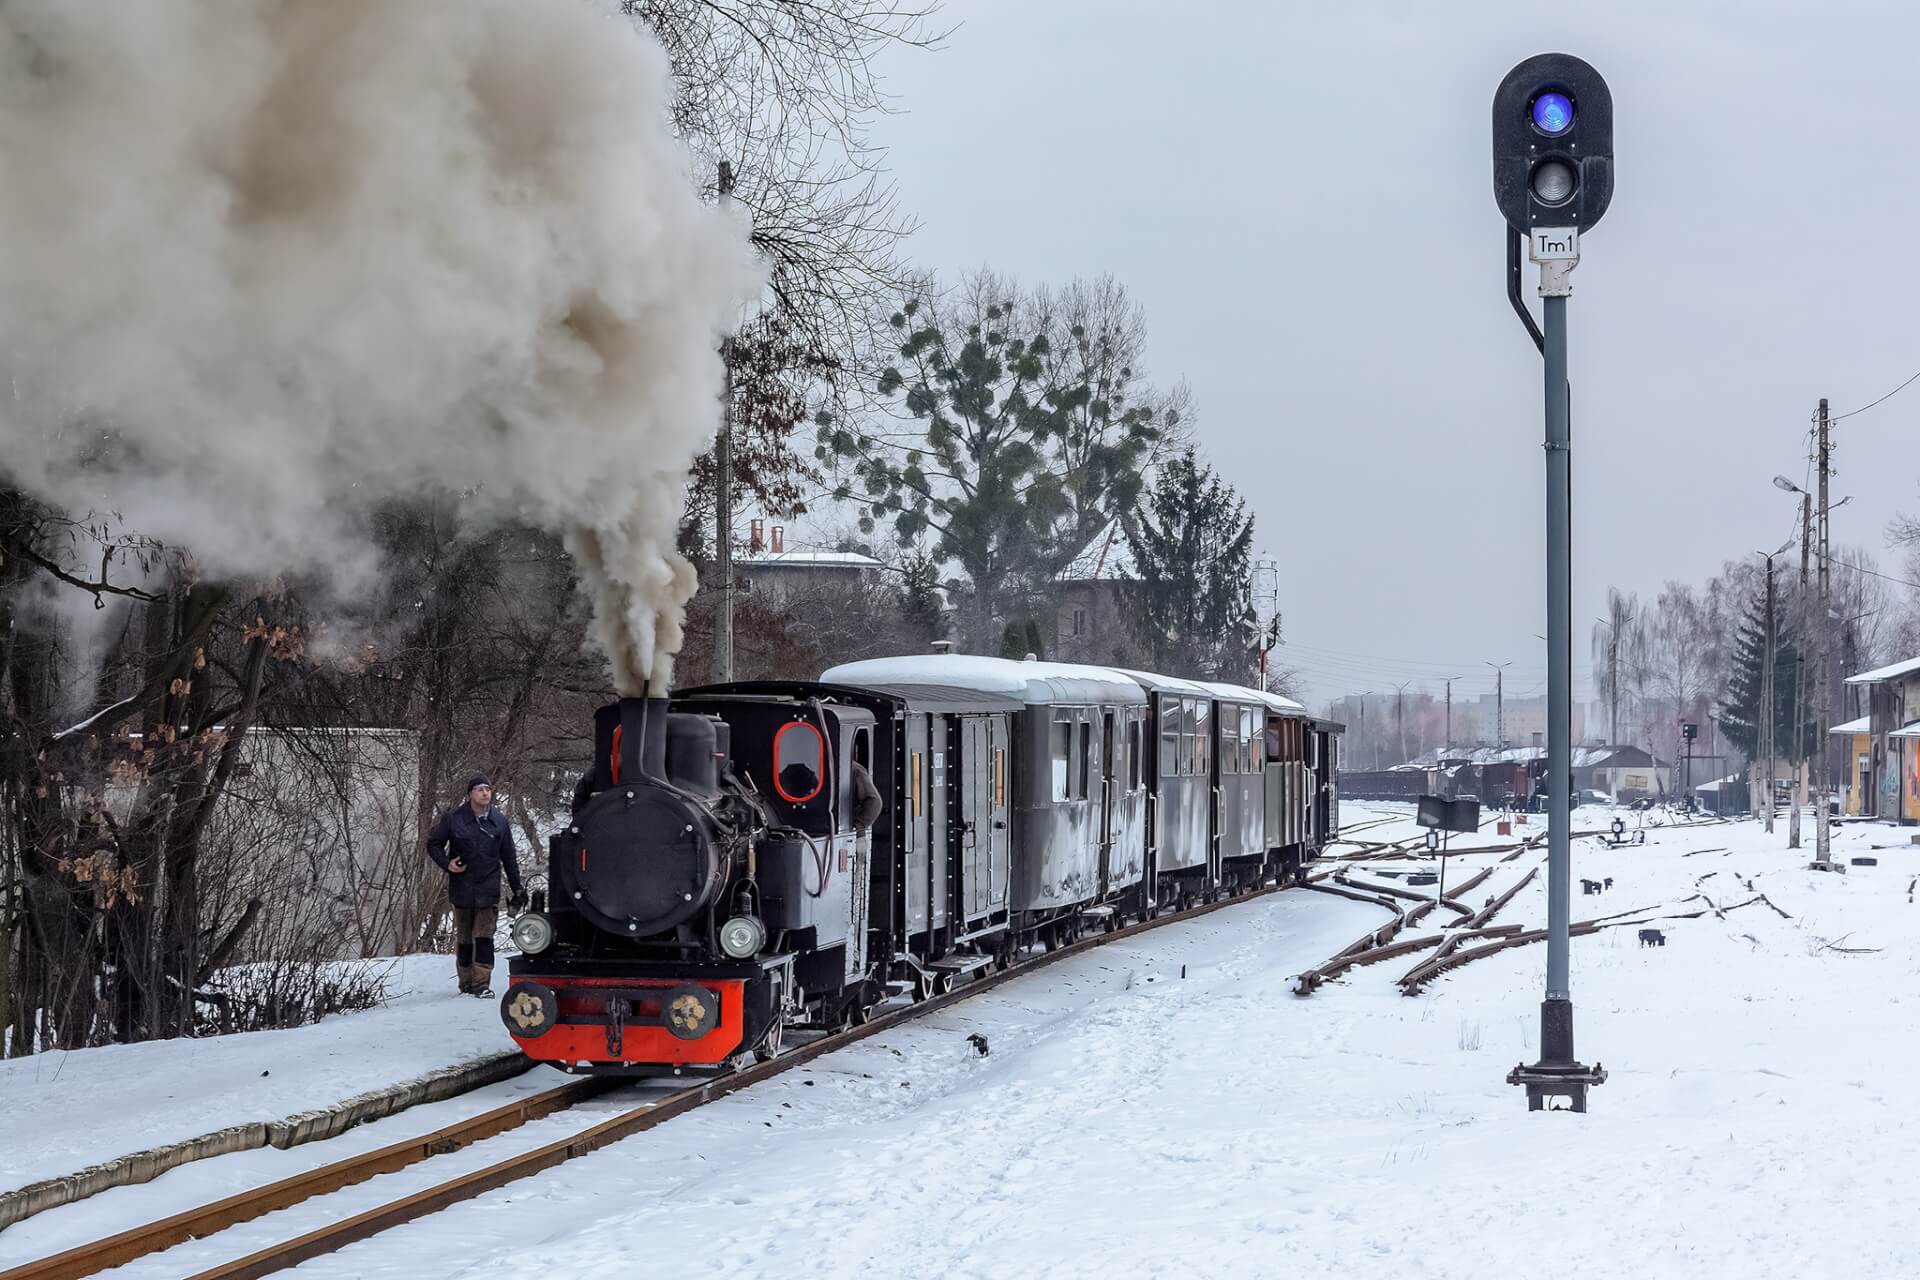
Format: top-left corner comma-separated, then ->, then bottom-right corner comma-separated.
0,0 -> 758,692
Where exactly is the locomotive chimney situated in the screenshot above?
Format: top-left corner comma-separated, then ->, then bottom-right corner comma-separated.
592,694 -> 670,789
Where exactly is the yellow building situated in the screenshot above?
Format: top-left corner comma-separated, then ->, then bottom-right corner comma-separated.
1841,657 -> 1920,824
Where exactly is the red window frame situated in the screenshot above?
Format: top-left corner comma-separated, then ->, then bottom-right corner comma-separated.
773,721 -> 826,803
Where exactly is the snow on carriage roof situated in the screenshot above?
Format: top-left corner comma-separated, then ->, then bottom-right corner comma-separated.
1195,680 -> 1308,716
1110,668 -> 1217,697
822,654 -> 1148,706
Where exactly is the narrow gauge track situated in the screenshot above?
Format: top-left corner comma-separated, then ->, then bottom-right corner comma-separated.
5,872 -> 1313,1280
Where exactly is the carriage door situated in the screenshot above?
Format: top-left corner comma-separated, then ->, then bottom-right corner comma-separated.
987,716 -> 1011,912
1098,710 -> 1116,894
960,717 -> 990,920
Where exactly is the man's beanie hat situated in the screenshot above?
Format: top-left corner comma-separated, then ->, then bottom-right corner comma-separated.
466,773 -> 491,793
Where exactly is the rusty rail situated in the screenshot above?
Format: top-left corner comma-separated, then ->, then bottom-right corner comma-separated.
1397,907 -> 1711,995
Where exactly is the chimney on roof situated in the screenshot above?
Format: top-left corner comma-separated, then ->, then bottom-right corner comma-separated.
931,640 -> 953,655
770,525 -> 785,554
749,518 -> 764,553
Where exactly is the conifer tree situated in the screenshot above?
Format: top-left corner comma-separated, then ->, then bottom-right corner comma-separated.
1121,450 -> 1255,681
1717,589 -> 1812,763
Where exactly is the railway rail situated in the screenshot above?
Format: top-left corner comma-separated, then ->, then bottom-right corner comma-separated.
3,869 -> 1316,1280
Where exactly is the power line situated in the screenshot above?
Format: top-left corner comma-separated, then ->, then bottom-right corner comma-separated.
1831,367 -> 1920,423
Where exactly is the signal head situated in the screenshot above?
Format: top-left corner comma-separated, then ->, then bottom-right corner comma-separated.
1492,54 -> 1614,235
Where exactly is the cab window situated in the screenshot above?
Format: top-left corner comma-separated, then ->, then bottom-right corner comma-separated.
774,721 -> 825,802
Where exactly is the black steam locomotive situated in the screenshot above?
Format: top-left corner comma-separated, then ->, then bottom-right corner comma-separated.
501,655 -> 1343,1075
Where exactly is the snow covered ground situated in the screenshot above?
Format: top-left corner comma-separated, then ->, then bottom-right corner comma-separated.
6,804 -> 1918,1278
0,953 -> 517,1197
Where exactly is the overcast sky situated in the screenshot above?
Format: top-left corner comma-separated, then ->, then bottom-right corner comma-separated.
858,0 -> 1920,710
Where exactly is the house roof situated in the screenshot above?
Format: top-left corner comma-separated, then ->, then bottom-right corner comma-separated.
1844,655 -> 1920,685
1057,519 -> 1137,583
738,549 -> 884,569
1830,715 -> 1872,736
1891,721 -> 1920,741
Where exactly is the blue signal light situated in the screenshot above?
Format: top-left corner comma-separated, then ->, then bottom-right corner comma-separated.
1531,91 -> 1574,135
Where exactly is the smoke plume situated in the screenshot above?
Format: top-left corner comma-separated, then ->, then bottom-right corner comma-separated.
0,0 -> 758,692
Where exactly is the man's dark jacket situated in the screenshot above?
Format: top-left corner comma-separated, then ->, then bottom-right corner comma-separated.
426,804 -> 523,909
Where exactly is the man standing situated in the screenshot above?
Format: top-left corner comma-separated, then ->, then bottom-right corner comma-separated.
425,774 -> 527,997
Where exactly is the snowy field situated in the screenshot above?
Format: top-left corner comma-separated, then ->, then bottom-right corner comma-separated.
4,804 -> 1918,1278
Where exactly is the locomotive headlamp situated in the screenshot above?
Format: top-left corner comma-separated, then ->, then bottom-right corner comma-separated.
511,911 -> 554,955
719,914 -> 766,959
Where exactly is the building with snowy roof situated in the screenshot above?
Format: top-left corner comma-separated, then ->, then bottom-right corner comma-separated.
1051,518 -> 1147,669
735,523 -> 885,603
1836,654 -> 1920,822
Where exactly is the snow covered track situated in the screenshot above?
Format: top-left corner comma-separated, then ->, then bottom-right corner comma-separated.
0,1053 -> 532,1236
1,1078 -> 620,1280
1,877 -> 1339,1280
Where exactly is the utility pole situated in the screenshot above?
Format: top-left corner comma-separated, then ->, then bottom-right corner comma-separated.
1790,492 -> 1810,849
1393,680 -> 1412,766
1485,661 -> 1512,749
1762,551 -> 1778,834
1814,398 -> 1833,868
711,160 -> 738,684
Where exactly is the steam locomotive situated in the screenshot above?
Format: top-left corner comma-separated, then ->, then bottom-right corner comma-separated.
499,654 -> 1343,1075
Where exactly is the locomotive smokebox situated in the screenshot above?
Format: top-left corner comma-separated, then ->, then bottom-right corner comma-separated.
565,696 -> 723,938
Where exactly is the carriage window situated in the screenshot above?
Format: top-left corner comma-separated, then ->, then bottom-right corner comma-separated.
1128,720 -> 1142,790
1190,699 -> 1210,777
1160,698 -> 1183,777
1078,720 -> 1092,799
1050,719 -> 1072,802
1241,708 -> 1256,773
911,751 -> 924,818
994,748 -> 1006,808
773,721 -> 825,803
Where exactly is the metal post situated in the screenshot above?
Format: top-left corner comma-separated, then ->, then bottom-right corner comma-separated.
1814,399 -> 1833,867
1506,246 -> 1603,1110
1445,679 -> 1454,752
711,161 -> 738,684
1542,291 -> 1573,1011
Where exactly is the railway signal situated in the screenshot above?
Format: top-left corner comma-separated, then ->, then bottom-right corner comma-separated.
1491,54 -> 1614,238
1493,52 -> 1613,1114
